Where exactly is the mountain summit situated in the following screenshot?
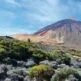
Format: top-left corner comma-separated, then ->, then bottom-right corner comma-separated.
13,19 -> 81,48
35,19 -> 81,34
34,19 -> 81,48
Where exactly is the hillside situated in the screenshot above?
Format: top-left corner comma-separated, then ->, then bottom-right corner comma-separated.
0,36 -> 81,81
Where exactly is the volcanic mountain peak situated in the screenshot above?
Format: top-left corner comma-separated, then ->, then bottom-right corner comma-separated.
33,19 -> 81,48
35,19 -> 81,35
12,19 -> 81,49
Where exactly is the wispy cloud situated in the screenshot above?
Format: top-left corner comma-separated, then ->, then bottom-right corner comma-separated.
4,0 -> 21,7
0,24 -> 30,36
0,0 -> 81,35
21,0 -> 69,26
22,0 -> 81,25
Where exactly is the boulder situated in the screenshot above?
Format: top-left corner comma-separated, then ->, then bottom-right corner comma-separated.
24,76 -> 31,81
65,75 -> 78,81
7,65 -> 14,70
40,60 -> 49,65
7,67 -> 27,77
57,64 -> 69,68
40,60 -> 58,68
4,58 -> 17,66
49,61 -> 58,68
17,61 -> 25,66
4,78 -> 11,81
23,59 -> 36,68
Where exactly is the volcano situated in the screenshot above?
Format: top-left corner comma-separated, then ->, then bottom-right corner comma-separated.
13,19 -> 81,48
34,19 -> 81,48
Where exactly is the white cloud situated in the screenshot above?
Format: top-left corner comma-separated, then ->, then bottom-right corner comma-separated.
23,0 -> 81,24
1,0 -> 81,35
0,24 -> 29,35
4,0 -> 21,7
21,0 -> 68,26
46,0 -> 59,5
3,0 -> 81,24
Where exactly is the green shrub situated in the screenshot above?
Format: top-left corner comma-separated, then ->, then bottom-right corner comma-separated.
49,50 -> 71,65
32,49 -> 48,62
68,49 -> 81,57
51,67 -> 81,81
0,37 -> 50,61
0,37 -> 34,60
0,47 -> 8,60
29,65 -> 54,81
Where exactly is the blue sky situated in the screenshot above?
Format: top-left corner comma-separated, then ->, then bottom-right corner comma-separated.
0,0 -> 81,35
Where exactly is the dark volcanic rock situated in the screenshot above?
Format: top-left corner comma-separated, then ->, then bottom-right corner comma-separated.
4,58 -> 17,66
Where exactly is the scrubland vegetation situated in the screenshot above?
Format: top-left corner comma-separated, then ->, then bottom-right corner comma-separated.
0,36 -> 81,81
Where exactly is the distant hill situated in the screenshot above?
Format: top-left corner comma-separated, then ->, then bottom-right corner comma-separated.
12,19 -> 81,49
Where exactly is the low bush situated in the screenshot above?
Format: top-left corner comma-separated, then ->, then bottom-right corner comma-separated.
49,50 -> 71,65
32,49 -> 48,62
0,37 -> 35,60
0,36 -> 50,61
29,65 -> 54,81
51,67 -> 81,81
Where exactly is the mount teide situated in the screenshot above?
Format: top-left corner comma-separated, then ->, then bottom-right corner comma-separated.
13,19 -> 81,49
